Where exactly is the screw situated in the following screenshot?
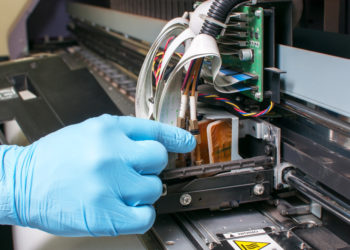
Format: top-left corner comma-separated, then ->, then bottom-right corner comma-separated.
264,145 -> 273,155
255,10 -> 262,18
254,92 -> 262,99
253,184 -> 265,196
180,193 -> 192,206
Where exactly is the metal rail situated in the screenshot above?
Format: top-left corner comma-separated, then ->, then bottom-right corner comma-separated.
161,155 -> 273,181
280,99 -> 350,136
284,170 -> 350,224
67,2 -> 166,44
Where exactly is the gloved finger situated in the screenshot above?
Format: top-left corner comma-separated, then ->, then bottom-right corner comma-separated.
129,140 -> 168,175
116,205 -> 156,235
117,169 -> 163,206
117,116 -> 196,153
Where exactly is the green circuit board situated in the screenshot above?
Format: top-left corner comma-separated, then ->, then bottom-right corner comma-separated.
221,6 -> 264,102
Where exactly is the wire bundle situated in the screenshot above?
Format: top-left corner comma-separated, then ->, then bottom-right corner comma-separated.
152,37 -> 183,86
152,51 -> 183,80
198,93 -> 274,117
182,59 -> 203,93
177,58 -> 203,125
176,58 -> 205,165
135,14 -> 189,119
150,27 -> 274,119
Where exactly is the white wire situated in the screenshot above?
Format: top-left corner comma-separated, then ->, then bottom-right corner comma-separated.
179,95 -> 188,118
189,96 -> 197,120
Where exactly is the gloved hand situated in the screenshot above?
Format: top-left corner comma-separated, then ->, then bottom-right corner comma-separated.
0,115 -> 195,236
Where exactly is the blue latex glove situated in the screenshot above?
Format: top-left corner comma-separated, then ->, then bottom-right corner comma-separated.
0,115 -> 195,236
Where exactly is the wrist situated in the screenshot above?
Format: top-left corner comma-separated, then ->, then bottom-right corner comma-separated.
0,144 -> 35,226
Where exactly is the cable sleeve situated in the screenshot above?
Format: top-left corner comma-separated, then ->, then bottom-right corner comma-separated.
200,0 -> 246,38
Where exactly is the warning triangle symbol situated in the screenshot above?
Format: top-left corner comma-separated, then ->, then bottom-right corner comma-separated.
234,240 -> 270,250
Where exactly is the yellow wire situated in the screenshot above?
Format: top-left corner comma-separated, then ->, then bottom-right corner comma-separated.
243,113 -> 257,116
155,59 -> 163,76
203,95 -> 274,117
152,52 -> 182,77
225,101 -> 240,109
267,102 -> 274,112
152,52 -> 164,74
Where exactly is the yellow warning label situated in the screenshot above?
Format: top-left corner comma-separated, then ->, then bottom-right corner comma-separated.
234,240 -> 270,250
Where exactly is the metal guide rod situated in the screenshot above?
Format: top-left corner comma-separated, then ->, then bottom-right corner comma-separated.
284,171 -> 350,224
281,99 -> 350,136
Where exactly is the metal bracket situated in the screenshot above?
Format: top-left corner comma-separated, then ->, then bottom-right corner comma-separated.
239,118 -> 281,165
264,67 -> 286,104
277,200 -> 311,216
161,155 -> 272,181
157,168 -> 274,214
274,162 -> 294,190
200,106 -> 243,161
231,115 -> 242,161
310,201 -> 322,219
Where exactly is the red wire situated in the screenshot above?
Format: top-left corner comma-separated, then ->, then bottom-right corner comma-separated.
253,109 -> 266,117
215,98 -> 229,101
155,37 -> 174,85
199,93 -> 272,117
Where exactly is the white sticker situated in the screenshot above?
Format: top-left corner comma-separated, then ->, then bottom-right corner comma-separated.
0,87 -> 18,101
224,229 -> 283,250
224,229 -> 266,239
